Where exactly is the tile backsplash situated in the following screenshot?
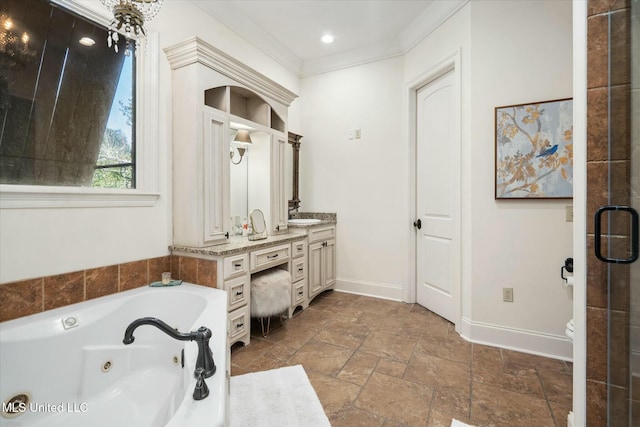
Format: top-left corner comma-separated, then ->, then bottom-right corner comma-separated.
0,255 -> 217,322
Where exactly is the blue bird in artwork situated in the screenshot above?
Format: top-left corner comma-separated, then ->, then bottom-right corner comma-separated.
536,144 -> 558,158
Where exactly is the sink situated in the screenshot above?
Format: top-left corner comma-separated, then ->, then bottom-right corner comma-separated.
288,218 -> 322,225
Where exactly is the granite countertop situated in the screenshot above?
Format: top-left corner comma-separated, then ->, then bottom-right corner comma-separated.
171,233 -> 307,257
171,212 -> 337,257
287,212 -> 337,229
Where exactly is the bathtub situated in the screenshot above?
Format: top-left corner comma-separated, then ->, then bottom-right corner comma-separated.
0,283 -> 228,427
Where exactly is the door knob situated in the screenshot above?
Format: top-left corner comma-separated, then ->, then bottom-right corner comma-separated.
413,219 -> 422,229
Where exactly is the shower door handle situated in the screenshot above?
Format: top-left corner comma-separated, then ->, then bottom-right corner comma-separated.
594,206 -> 639,264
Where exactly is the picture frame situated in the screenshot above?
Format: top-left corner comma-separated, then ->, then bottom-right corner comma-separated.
495,98 -> 573,199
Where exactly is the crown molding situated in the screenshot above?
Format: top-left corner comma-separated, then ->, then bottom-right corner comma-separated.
399,0 -> 469,53
300,0 -> 469,77
192,1 -> 303,77
164,37 -> 298,107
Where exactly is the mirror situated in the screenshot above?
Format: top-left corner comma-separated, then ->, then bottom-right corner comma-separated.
229,126 -> 271,235
287,132 -> 302,214
248,209 -> 267,240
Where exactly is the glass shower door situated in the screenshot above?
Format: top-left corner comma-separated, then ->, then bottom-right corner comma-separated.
628,1 -> 640,423
596,1 -> 640,425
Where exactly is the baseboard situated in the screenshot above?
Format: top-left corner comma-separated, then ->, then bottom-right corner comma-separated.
334,278 -> 404,301
567,411 -> 574,427
460,317 -> 573,361
334,282 -> 573,360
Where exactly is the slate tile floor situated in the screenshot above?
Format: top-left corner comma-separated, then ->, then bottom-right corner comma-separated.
230,290 -> 573,427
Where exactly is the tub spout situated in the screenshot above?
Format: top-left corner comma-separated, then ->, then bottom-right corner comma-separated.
123,317 -> 217,381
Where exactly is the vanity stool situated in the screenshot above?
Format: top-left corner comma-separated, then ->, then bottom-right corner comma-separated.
250,268 -> 292,336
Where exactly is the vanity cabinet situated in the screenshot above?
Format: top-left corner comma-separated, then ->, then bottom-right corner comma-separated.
271,136 -> 288,234
307,226 -> 336,299
165,37 -> 297,247
172,234 -> 307,348
222,252 -> 251,346
289,240 -> 308,316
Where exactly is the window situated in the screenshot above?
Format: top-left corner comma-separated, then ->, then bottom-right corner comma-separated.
0,0 -> 135,189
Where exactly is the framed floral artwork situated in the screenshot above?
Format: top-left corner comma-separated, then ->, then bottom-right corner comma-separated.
495,98 -> 573,199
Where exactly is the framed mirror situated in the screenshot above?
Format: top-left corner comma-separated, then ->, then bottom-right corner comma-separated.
249,209 -> 267,240
287,132 -> 302,213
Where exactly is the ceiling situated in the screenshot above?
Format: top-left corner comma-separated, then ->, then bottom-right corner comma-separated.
192,0 -> 468,77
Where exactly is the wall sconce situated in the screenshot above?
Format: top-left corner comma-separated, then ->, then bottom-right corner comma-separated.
230,130 -> 252,165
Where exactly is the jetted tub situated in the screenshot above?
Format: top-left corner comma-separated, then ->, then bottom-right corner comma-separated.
0,283 -> 228,427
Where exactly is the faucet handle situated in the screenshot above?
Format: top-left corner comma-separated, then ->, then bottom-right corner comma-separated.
193,367 -> 209,400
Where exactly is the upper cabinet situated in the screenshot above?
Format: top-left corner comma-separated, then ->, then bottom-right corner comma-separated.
205,86 -> 286,133
165,37 -> 297,247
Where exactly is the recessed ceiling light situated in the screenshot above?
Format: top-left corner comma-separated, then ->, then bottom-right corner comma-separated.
79,37 -> 95,47
321,34 -> 334,44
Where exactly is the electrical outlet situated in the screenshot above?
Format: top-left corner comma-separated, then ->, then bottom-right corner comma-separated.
503,287 -> 514,302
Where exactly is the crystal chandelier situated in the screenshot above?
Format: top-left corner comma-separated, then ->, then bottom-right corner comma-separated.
0,13 -> 37,68
100,0 -> 163,55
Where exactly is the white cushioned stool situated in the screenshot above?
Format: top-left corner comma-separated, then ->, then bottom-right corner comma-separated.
250,268 -> 291,336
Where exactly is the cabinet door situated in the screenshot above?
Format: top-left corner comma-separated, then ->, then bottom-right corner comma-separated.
308,241 -> 324,298
270,135 -> 288,233
324,239 -> 336,289
203,108 -> 230,244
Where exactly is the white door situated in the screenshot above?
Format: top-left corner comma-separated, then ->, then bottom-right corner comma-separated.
415,69 -> 460,324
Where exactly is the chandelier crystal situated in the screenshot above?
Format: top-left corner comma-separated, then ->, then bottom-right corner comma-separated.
0,13 -> 37,68
100,0 -> 163,55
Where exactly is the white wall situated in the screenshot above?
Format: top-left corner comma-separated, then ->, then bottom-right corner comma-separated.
466,0 -> 573,358
0,0 -> 301,283
300,57 -> 408,300
301,0 -> 573,358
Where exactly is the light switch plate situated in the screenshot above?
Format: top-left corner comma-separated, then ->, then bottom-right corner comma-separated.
565,205 -> 573,222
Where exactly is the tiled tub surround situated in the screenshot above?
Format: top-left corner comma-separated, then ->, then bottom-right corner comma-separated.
0,255 -> 218,322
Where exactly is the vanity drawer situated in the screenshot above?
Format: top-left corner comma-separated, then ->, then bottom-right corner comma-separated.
308,226 -> 335,244
292,240 -> 306,259
251,244 -> 290,272
291,257 -> 306,283
228,305 -> 249,341
224,274 -> 250,312
292,279 -> 306,306
224,253 -> 249,279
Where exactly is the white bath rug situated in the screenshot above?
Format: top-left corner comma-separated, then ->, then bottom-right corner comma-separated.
451,419 -> 476,427
230,365 -> 330,427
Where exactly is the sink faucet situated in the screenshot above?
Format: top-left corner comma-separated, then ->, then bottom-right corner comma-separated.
123,317 -> 216,400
